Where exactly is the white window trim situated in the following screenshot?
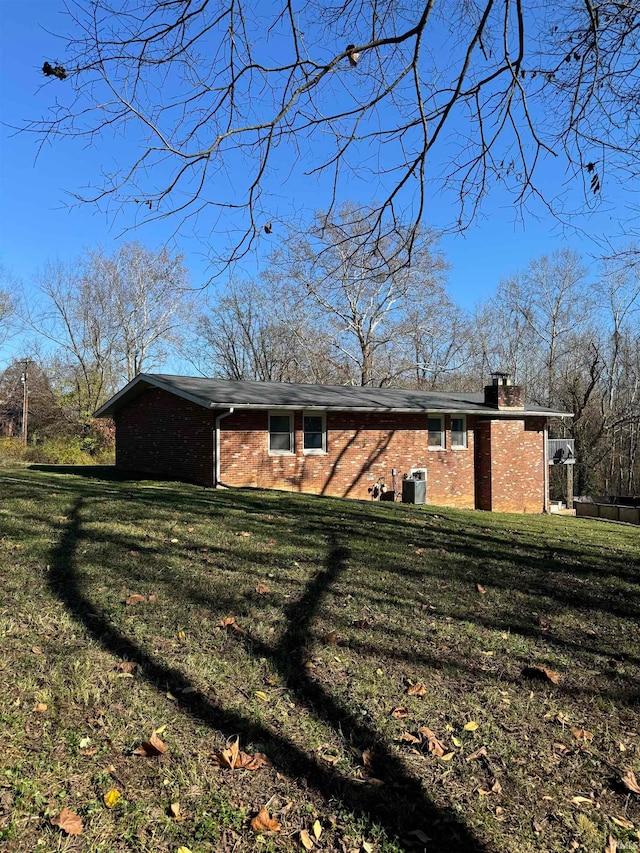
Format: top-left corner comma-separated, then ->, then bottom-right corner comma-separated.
427,414 -> 445,451
302,410 -> 327,455
268,410 -> 294,456
451,414 -> 468,450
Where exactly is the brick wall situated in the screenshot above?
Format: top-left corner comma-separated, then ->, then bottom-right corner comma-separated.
475,418 -> 546,513
219,410 -> 476,506
114,390 -> 547,512
116,388 -> 215,486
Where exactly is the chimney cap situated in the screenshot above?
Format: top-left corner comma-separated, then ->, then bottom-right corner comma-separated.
490,371 -> 512,386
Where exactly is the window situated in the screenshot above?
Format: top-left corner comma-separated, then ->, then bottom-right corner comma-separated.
303,412 -> 327,453
428,415 -> 445,450
269,412 -> 294,454
451,415 -> 467,449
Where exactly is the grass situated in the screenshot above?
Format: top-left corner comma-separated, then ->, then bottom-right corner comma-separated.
0,466 -> 639,853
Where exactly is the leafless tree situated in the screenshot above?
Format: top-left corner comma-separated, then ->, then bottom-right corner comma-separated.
266,204 -> 447,386
25,1 -> 640,266
23,243 -> 189,418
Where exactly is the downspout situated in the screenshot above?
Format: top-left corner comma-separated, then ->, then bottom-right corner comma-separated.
214,408 -> 234,488
542,421 -> 549,513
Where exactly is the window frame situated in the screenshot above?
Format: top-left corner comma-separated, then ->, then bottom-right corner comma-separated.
268,410 -> 295,455
302,410 -> 327,455
427,414 -> 445,451
451,414 -> 468,450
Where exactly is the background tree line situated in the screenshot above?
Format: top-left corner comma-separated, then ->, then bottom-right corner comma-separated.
1,209 -> 640,496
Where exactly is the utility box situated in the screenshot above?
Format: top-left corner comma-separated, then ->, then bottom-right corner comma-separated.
402,475 -> 426,505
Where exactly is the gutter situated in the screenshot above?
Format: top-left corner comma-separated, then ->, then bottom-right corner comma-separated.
214,408 -> 234,487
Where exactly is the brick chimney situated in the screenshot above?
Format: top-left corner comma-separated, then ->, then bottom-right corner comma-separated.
484,372 -> 524,410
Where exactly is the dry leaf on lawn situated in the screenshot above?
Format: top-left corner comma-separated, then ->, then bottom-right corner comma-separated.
147,594 -> 158,604
125,593 -> 147,605
256,583 -> 271,594
312,820 -> 322,840
621,768 -> 640,795
300,828 -> 314,850
406,683 -> 427,697
418,726 -> 446,757
522,665 -> 561,685
400,732 -> 421,744
116,661 -> 137,673
103,789 -> 121,808
476,583 -> 487,594
133,732 -> 167,756
605,835 -> 617,853
51,808 -> 83,835
170,801 -> 184,820
611,816 -> 635,829
31,646 -> 42,654
571,795 -> 593,805
391,706 -> 409,719
440,752 -> 455,761
32,702 -> 47,713
463,721 -> 479,732
466,746 -> 488,762
570,727 -> 593,742
251,806 -> 281,833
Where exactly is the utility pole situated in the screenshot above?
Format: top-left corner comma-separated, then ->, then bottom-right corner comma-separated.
20,359 -> 33,446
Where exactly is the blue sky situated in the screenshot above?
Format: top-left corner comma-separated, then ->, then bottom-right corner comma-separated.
0,0 -> 634,369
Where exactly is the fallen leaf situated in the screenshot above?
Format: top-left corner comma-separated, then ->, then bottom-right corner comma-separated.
50,808 -> 83,835
362,841 -> 374,853
78,737 -> 91,749
391,706 -> 409,719
491,778 -> 502,794
177,848 -> 193,853
570,727 -> 593,742
605,835 -> 617,853
221,616 -> 236,628
218,737 -> 239,770
621,768 -> 640,795
312,819 -> 322,840
463,721 -> 479,732
322,631 -> 339,644
466,746 -> 488,762
476,584 -> 486,594
522,665 -> 561,685
103,789 -> 121,808
31,646 -> 42,654
125,594 -> 146,606
452,736 -> 463,747
571,795 -> 593,805
251,806 -> 281,833
406,684 -> 427,697
116,661 -> 137,673
33,702 -> 47,713
256,583 -> 271,594
418,726 -> 446,757
440,752 -> 455,761
300,828 -> 314,850
612,816 -> 635,829
80,747 -> 98,756
255,690 -> 269,702
170,801 -> 184,820
170,538 -> 179,543
133,732 -> 167,756
400,732 -> 421,744
236,530 -> 251,537
148,594 -> 158,604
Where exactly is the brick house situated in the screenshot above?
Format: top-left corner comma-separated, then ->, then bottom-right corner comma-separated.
95,373 -> 571,513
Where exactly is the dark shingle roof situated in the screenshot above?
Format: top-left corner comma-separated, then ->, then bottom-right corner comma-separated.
95,374 -> 571,418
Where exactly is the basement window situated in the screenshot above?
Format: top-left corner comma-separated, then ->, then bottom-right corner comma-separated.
269,412 -> 294,454
428,415 -> 445,450
303,412 -> 327,454
451,415 -> 468,449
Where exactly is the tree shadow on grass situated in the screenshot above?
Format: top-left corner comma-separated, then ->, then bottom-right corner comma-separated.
48,496 -> 486,853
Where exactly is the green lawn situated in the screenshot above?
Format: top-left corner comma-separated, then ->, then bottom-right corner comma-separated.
0,467 -> 639,853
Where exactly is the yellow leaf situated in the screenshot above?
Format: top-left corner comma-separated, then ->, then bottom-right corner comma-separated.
300,828 -> 314,850
103,789 -> 121,808
312,819 -> 322,840
452,736 -> 462,747
177,848 -> 193,853
612,816 -> 635,829
177,630 -> 186,641
463,721 -> 479,732
571,796 -> 593,805
255,691 -> 269,702
33,702 -> 48,713
154,725 -> 167,735
170,802 -> 184,820
439,751 -> 455,761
